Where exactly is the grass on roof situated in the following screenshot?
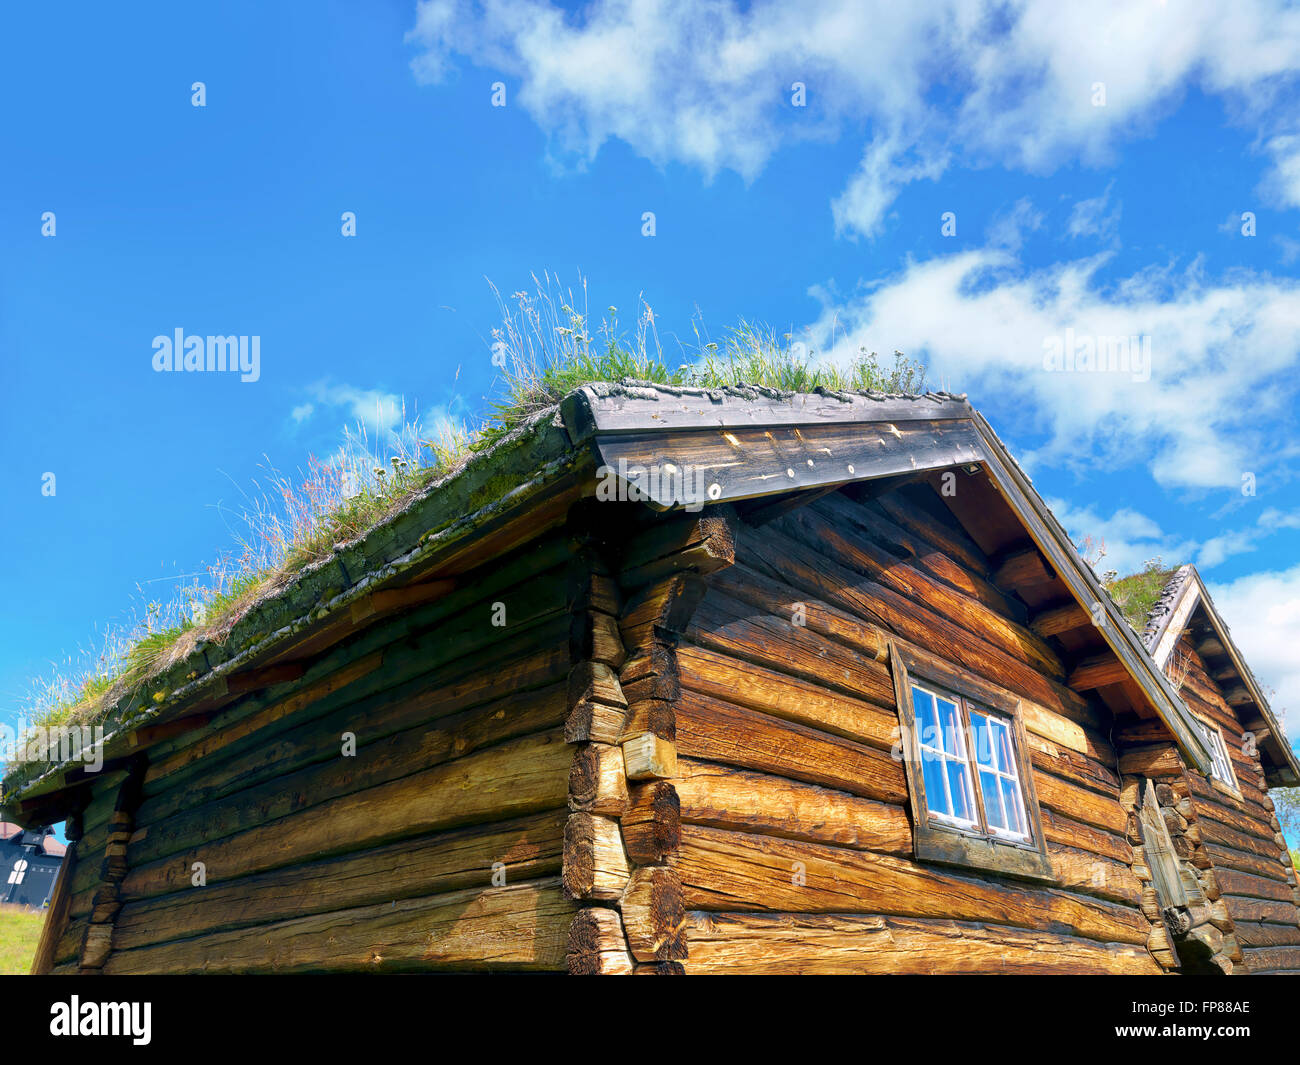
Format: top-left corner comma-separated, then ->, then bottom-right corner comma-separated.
7,272 -> 929,757
1104,558 -> 1179,634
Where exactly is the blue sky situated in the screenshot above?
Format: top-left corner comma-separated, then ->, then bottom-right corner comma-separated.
1,1 -> 1299,753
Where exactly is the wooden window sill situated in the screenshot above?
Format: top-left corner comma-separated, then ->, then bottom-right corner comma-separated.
915,823 -> 1056,883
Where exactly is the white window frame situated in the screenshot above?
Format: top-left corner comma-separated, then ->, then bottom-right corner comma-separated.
968,707 -> 1032,844
909,680 -> 1034,845
911,683 -> 979,830
1192,716 -> 1240,793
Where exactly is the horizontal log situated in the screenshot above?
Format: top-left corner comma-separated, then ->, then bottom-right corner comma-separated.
708,562 -> 889,666
790,501 -> 1063,678
1232,919 -> 1300,949
1242,945 -> 1300,973
1032,766 -> 1129,837
676,689 -> 908,804
687,588 -> 896,707
1222,896 -> 1300,926
1031,602 -> 1091,639
831,495 -> 1022,622
143,553 -> 578,786
111,810 -> 566,953
121,729 -> 572,901
738,522 -> 1093,722
1068,655 -> 1130,692
103,878 -> 576,973
1203,840 -> 1292,884
130,686 -> 570,869
141,628 -> 572,825
992,547 -> 1054,589
682,911 -> 1160,975
673,826 -> 1150,945
674,758 -> 912,855
1046,843 -> 1143,906
1117,744 -> 1185,779
676,644 -> 897,751
1215,867 -> 1296,903
1039,807 -> 1133,865
620,508 -> 737,589
874,487 -> 991,577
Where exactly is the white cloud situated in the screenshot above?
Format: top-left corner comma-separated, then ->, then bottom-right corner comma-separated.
297,383 -> 407,437
1262,133 -> 1300,209
799,247 -> 1300,489
1209,564 -> 1300,744
987,198 -> 1045,253
1046,494 -> 1300,582
1067,185 -> 1122,243
408,0 -> 1300,236
1045,497 -> 1192,577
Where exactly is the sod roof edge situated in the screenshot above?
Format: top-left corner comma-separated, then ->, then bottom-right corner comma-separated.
1,403 -> 584,814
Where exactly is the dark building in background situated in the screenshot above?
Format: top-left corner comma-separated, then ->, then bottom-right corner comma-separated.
1,821 -> 65,910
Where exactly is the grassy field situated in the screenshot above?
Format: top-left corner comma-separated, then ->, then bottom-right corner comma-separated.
0,904 -> 42,975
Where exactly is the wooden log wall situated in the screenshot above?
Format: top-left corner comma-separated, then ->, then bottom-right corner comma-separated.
46,525 -> 592,973
1116,768 -> 1226,973
563,504 -> 740,973
1145,635 -> 1300,974
665,484 -> 1160,974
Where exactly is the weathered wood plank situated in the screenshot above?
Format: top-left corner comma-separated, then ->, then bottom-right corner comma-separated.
683,911 -> 1161,975
111,810 -> 566,953
674,758 -> 912,855
103,879 -> 576,973
676,689 -> 908,804
121,729 -> 572,901
673,826 -> 1150,945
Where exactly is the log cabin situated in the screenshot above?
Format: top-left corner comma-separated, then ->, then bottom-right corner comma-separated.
4,383 -> 1299,975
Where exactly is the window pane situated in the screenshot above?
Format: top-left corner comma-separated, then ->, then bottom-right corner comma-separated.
921,749 -> 950,817
936,696 -> 963,756
979,769 -> 1006,830
994,721 -> 1015,774
945,759 -> 973,822
1001,777 -> 1026,836
969,710 -> 993,768
912,687 -> 938,748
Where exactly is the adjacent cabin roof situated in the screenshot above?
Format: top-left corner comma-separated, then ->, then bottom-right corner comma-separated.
1143,564 -> 1299,787
1,383 -> 1219,826
0,822 -> 66,857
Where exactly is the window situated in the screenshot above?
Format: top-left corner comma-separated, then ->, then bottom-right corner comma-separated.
1192,717 -> 1239,793
911,682 -> 1031,843
890,643 -> 1053,881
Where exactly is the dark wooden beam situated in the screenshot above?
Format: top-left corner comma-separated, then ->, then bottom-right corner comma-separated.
1068,654 -> 1129,691
349,577 -> 456,624
226,661 -> 306,695
1030,601 -> 1090,639
1195,636 -> 1226,658
741,484 -> 842,527
992,547 -> 1055,590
